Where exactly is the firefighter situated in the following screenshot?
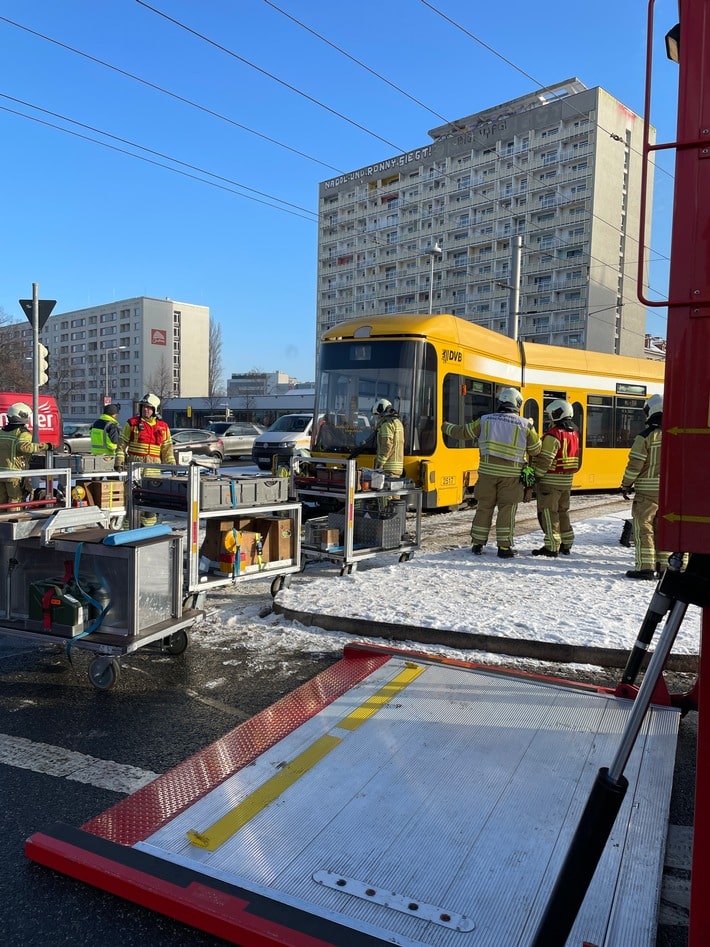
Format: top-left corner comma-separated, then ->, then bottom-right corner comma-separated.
90,403 -> 121,455
372,398 -> 404,477
531,399 -> 580,557
0,402 -> 51,512
442,387 -> 541,558
621,393 -> 666,579
115,393 -> 175,526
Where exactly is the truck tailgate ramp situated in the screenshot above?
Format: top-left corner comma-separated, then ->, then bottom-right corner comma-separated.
26,645 -> 679,946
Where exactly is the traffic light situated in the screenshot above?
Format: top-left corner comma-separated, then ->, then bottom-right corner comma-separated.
38,343 -> 49,386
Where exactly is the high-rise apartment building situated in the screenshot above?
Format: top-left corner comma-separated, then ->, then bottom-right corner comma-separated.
3,296 -> 209,418
316,79 -> 654,359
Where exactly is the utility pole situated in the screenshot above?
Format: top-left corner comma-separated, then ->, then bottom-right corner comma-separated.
507,235 -> 522,342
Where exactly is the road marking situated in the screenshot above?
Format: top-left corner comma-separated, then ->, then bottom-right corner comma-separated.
0,733 -> 159,794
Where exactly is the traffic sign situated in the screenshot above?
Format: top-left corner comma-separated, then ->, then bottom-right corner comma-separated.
19,298 -> 56,329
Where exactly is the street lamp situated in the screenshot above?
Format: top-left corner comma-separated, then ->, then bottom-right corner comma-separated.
428,241 -> 442,314
102,345 -> 126,407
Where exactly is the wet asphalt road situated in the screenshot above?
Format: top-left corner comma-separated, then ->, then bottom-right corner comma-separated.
0,489 -> 697,946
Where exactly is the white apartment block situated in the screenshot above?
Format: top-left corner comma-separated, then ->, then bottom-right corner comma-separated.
317,78 -> 654,358
35,296 -> 209,418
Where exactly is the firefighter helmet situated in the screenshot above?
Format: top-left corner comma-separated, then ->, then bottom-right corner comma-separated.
545,399 -> 574,422
644,393 -> 663,418
7,402 -> 32,424
372,398 -> 393,416
139,393 -> 160,411
497,387 -> 523,412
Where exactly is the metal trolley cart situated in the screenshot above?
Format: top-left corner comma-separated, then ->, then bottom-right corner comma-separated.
0,467 -> 202,691
296,458 -> 422,575
128,463 -> 302,599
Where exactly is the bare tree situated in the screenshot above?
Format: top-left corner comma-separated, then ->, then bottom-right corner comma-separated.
205,317 -> 225,412
0,311 -> 33,391
145,356 -> 174,411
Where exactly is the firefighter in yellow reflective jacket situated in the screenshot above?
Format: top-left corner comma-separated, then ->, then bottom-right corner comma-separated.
442,387 -> 541,558
530,399 -> 580,558
0,402 -> 51,512
621,393 -> 666,580
115,393 -> 175,526
372,398 -> 404,476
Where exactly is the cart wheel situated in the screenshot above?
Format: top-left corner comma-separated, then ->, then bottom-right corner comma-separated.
340,563 -> 357,576
162,629 -> 190,655
399,552 -> 413,563
88,656 -> 120,691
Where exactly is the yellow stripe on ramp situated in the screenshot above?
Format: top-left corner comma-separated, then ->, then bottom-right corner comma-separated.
187,661 -> 424,851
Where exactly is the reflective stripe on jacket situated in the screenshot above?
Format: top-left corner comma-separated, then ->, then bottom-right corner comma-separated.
116,416 -> 175,465
375,416 -> 404,475
0,426 -> 42,471
91,415 -> 120,454
621,425 -> 661,496
533,426 -> 580,487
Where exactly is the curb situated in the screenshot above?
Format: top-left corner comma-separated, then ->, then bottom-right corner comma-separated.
273,602 -> 699,672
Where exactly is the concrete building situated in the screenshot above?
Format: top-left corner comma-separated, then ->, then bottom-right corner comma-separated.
317,78 -> 654,359
226,370 -> 298,398
3,296 -> 209,420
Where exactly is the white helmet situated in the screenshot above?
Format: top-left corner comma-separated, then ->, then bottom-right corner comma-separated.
139,392 -> 161,411
497,387 -> 523,412
7,402 -> 32,424
372,398 -> 393,416
644,393 -> 663,418
545,399 -> 574,422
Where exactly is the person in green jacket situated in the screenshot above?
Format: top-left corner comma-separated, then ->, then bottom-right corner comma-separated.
90,403 -> 121,455
621,393 -> 665,580
442,387 -> 541,558
0,402 -> 51,512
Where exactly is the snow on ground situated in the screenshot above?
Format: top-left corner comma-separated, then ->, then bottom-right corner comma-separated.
192,511 -> 701,666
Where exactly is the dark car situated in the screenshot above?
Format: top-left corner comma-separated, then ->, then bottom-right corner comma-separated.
170,428 -> 224,463
206,422 -> 264,459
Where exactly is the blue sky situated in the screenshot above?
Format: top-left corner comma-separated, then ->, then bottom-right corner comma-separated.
0,1 -> 680,383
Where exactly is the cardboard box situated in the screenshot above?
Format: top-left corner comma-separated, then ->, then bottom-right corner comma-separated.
200,515 -> 295,569
86,480 -> 125,509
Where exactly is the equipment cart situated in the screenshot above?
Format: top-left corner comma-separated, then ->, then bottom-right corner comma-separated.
128,463 -> 302,598
297,458 -> 421,575
0,466 -> 202,691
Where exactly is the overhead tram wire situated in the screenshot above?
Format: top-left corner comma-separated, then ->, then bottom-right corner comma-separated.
0,14 -> 344,175
5,5 -> 669,289
418,0 -> 676,186
261,1 -> 670,316
0,99 -> 318,223
134,0 -> 406,154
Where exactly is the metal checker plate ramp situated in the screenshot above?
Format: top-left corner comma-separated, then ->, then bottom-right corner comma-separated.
27,651 -> 679,946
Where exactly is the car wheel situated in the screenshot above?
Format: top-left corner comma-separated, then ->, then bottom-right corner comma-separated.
215,452 -> 224,462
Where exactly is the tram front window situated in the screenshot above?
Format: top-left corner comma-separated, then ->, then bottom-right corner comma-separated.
314,340 -> 436,455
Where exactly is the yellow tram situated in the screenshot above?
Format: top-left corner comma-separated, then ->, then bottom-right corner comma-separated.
312,313 -> 665,510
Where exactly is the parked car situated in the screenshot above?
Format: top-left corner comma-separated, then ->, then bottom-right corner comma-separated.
61,421 -> 94,454
251,414 -> 313,470
171,428 -> 224,463
206,421 -> 264,459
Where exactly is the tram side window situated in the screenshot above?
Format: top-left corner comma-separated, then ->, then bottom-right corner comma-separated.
615,397 -> 645,448
586,395 -> 613,447
442,374 -> 494,447
523,399 -> 540,432
573,401 -> 584,468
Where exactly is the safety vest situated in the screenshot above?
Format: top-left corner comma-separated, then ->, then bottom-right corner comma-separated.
90,415 -> 119,454
546,427 -> 579,473
119,416 -> 175,464
478,413 -> 531,465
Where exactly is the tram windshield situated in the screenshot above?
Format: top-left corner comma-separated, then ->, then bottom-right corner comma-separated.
314,339 -> 438,455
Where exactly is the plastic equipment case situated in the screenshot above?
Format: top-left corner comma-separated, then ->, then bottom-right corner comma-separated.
297,458 -> 421,576
0,466 -> 202,690
127,463 -> 302,598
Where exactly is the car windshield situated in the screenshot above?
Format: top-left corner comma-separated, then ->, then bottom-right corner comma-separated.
208,423 -> 230,435
267,415 -> 311,433
64,424 -> 90,436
